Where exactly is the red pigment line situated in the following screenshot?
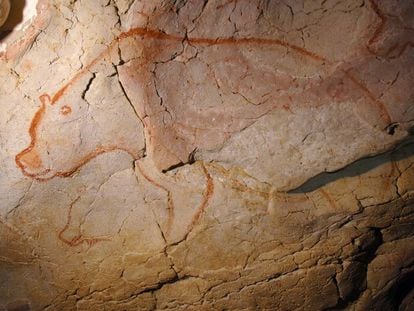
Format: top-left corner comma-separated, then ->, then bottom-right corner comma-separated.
51,26 -> 327,103
18,21 -> 391,181
136,161 -> 169,192
15,99 -> 47,173
18,140 -> 138,181
136,161 -> 175,233
15,86 -> 140,180
187,163 -> 214,232
366,0 -> 414,58
367,0 -> 386,49
51,44 -> 116,104
120,27 -> 326,61
58,196 -> 79,245
21,26 -> 326,180
389,41 -> 414,58
58,196 -> 110,247
319,189 -> 337,210
344,70 -> 391,125
190,36 -> 326,61
50,146 -> 138,178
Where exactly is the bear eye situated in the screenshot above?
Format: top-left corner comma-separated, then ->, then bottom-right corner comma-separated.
60,105 -> 72,116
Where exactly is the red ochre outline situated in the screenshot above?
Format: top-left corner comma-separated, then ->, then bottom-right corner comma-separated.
58,196 -> 111,247
367,0 -> 414,57
136,161 -> 214,239
16,0 -> 397,181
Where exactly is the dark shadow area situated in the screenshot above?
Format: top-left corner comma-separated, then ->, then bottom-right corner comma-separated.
0,0 -> 26,41
290,136 -> 414,193
6,302 -> 31,311
393,269 -> 414,311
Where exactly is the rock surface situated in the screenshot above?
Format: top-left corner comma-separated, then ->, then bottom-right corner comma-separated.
0,0 -> 10,27
0,0 -> 413,310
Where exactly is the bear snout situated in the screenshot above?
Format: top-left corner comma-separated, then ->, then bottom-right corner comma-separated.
15,148 -> 46,177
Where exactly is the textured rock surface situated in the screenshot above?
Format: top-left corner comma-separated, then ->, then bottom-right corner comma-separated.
0,0 -> 10,27
0,0 -> 413,310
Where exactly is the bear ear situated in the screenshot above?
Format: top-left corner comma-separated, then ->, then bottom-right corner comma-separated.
39,94 -> 52,105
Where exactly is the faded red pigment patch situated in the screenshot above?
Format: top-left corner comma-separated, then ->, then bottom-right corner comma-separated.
60,105 -> 72,115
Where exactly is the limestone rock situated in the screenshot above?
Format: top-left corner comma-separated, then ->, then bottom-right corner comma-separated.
0,0 -> 10,27
0,0 -> 413,310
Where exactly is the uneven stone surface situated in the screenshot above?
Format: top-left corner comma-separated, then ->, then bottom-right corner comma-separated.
0,0 -> 413,310
0,0 -> 10,27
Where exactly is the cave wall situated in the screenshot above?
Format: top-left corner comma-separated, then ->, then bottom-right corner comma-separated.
0,0 -> 413,310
